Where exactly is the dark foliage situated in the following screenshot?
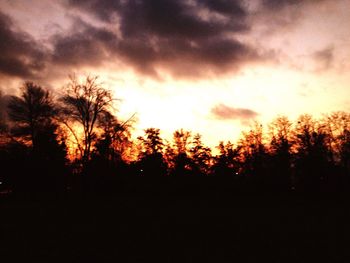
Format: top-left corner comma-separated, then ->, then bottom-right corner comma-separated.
1,80 -> 350,198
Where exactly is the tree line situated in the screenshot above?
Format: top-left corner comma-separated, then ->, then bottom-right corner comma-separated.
1,76 -> 350,196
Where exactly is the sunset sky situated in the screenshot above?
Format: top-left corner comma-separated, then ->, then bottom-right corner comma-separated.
0,0 -> 350,147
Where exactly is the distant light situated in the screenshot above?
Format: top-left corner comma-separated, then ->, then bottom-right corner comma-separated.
0,182 -> 2,185
140,169 -> 143,172
235,172 -> 239,175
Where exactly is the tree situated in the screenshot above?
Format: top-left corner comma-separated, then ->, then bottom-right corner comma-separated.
138,128 -> 164,157
317,112 -> 350,191
7,82 -> 57,150
60,75 -> 113,164
322,112 -> 350,167
188,133 -> 212,175
83,111 -> 135,192
267,116 -> 294,191
95,110 -> 134,164
137,128 -> 167,176
293,114 -> 331,191
212,141 -> 240,177
165,129 -> 192,176
7,82 -> 67,193
238,122 -> 267,176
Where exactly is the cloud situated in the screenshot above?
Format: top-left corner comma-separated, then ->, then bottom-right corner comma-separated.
51,18 -> 118,67
312,46 -> 334,71
249,0 -> 331,38
0,12 -> 47,79
261,0 -> 302,10
0,0 -> 335,81
261,0 -> 330,10
62,0 -> 334,79
211,104 -> 258,123
61,0 -> 262,78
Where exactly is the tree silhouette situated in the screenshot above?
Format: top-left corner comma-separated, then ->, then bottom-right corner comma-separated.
2,75 -> 350,196
60,75 -> 113,165
7,82 -> 57,151
212,141 -> 240,177
322,112 -> 350,169
95,110 -> 134,164
188,133 -> 212,176
137,128 -> 167,177
138,128 -> 164,157
166,129 -> 192,176
6,82 -> 67,194
238,122 -> 269,191
267,116 -> 294,191
239,123 -> 267,175
293,115 -> 331,191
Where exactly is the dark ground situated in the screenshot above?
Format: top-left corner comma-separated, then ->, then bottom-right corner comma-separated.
1,186 -> 350,262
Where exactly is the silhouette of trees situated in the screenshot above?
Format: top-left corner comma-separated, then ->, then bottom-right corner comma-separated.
138,128 -> 164,157
7,82 -> 57,150
267,116 -> 294,191
166,129 -> 192,176
7,83 -> 66,163
188,133 -> 212,176
81,111 -> 135,193
95,110 -> 134,164
212,141 -> 240,177
239,123 -> 267,174
3,76 -> 350,197
6,82 -> 67,194
322,112 -> 350,170
59,75 -> 113,165
137,128 -> 167,177
293,115 -> 332,191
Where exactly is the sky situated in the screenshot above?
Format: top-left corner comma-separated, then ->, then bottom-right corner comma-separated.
0,0 -> 350,147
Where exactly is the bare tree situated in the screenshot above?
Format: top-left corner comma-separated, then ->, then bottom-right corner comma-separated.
96,110 -> 135,163
60,75 -> 114,164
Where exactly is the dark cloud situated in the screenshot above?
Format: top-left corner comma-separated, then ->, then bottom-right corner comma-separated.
58,0 -> 262,78
262,0 -> 331,11
254,0 -> 331,36
120,0 -> 248,39
312,46 -> 334,71
211,104 -> 258,122
115,34 -> 259,77
201,0 -> 247,16
68,0 -> 247,25
262,0 -> 328,10
261,0 -> 302,10
67,0 -> 123,22
2,0 -> 322,81
0,12 -> 47,78
51,18 -> 118,67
